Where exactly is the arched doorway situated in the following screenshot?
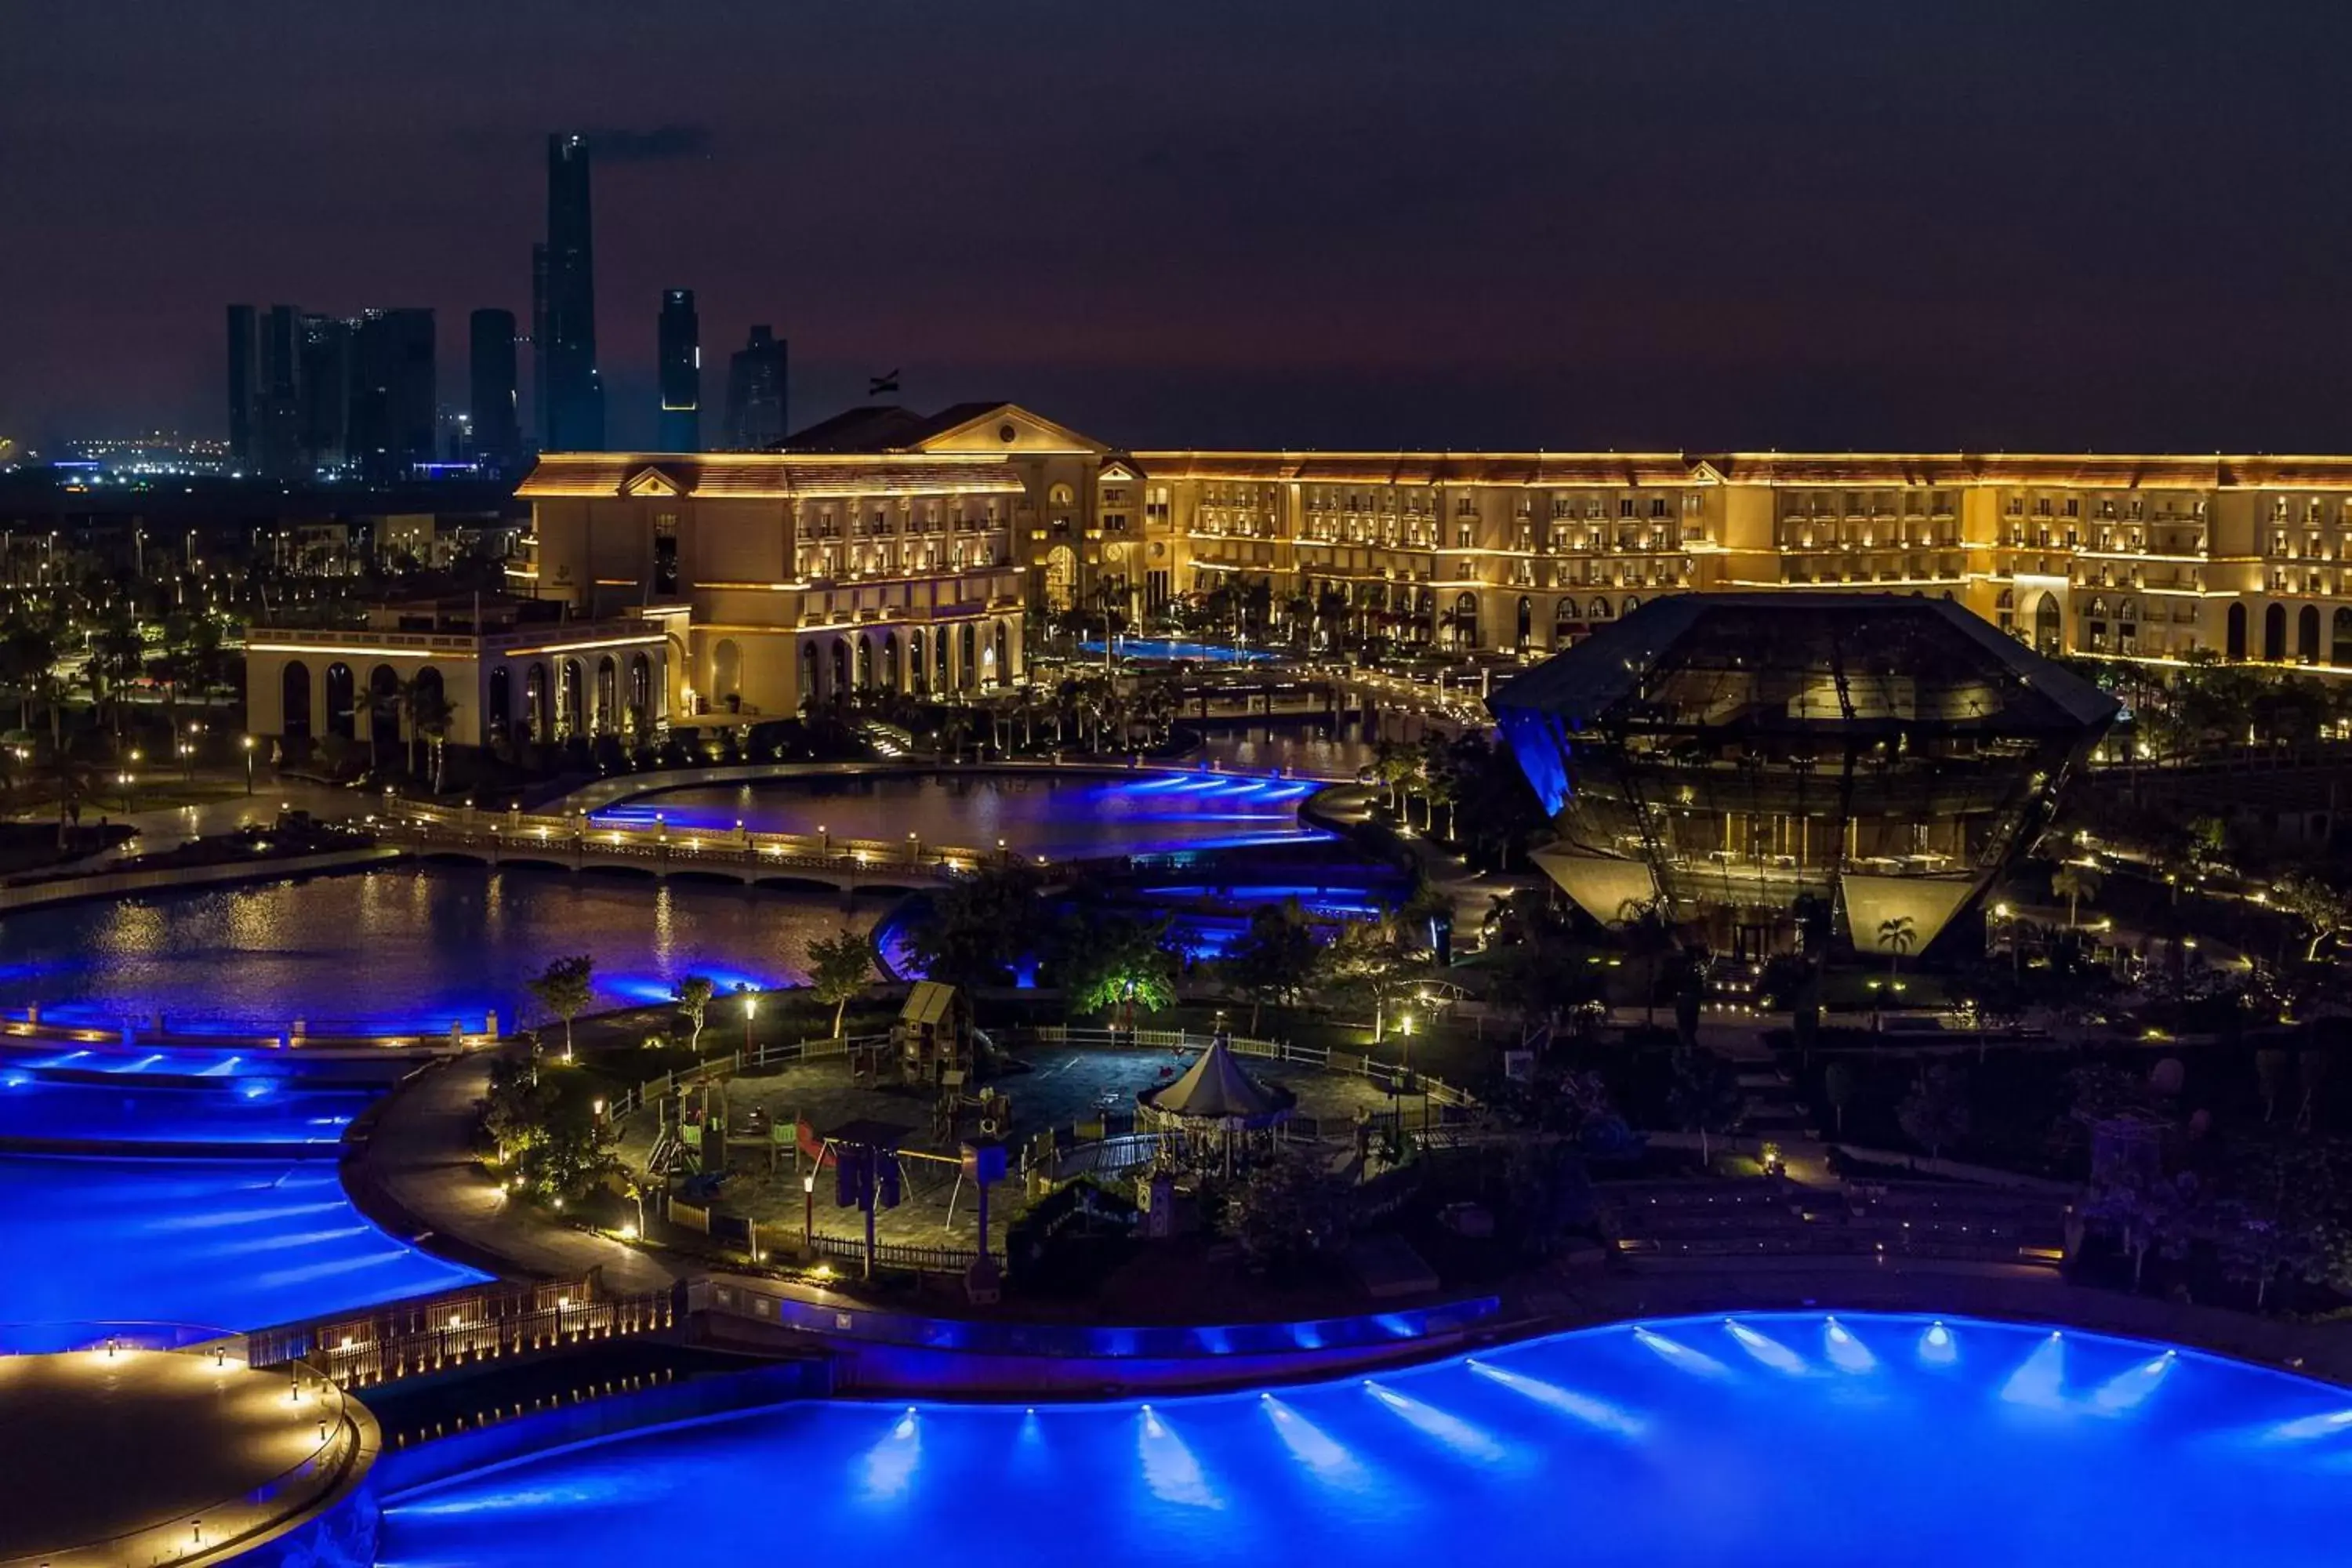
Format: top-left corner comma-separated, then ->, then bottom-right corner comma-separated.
831,637 -> 851,695
325,662 -> 355,739
280,662 -> 312,740
595,655 -> 618,732
368,664 -> 400,750
413,666 -> 445,725
711,639 -> 741,707
2264,602 -> 2288,662
559,659 -> 585,735
960,622 -> 978,690
524,663 -> 549,739
1553,601 -> 1582,648
1449,591 -> 1479,649
2030,593 -> 2062,654
908,630 -> 927,695
629,653 -> 652,728
2298,604 -> 2321,663
880,633 -> 899,691
852,635 -> 873,692
935,627 -> 952,690
2334,607 -> 2352,666
1043,545 -> 1077,613
798,642 -> 819,707
2227,602 -> 2249,660
1515,595 -> 1533,649
992,621 -> 1008,685
488,666 -> 511,740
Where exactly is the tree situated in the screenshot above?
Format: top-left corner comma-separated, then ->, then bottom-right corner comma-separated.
809,927 -> 877,1037
1056,914 -> 1178,1030
1221,899 -> 1323,1032
527,955 -> 595,1062
1875,913 -> 1917,978
1668,1047 -> 1744,1165
2270,872 -> 2349,963
1897,1063 -> 1972,1161
480,1053 -> 615,1203
1611,898 -> 1677,1029
2082,1167 -> 2201,1290
1221,1149 -> 1348,1275
906,862 -> 1044,989
2051,862 -> 2103,930
673,975 -> 715,1054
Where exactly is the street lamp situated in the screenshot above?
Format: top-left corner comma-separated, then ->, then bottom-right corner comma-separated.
742,989 -> 758,1054
241,735 -> 255,794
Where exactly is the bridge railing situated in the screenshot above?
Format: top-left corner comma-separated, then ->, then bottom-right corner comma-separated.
378,808 -> 1054,880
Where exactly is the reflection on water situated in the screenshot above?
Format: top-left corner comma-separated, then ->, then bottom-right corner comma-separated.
597,771 -> 1327,859
0,869 -> 880,1035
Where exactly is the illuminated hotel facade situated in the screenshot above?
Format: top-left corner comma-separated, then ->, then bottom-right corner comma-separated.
238,408 -> 2352,750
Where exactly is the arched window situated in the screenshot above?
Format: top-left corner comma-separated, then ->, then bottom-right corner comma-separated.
711,639 -> 741,702
2227,602 -> 2249,660
2264,602 -> 2288,662
960,622 -> 978,689
1048,483 -> 1074,506
280,661 -> 312,740
993,621 -> 1008,684
325,662 -> 355,740
524,663 -> 549,739
1515,595 -> 1534,648
880,633 -> 899,691
1042,545 -> 1076,613
413,666 -> 445,735
2299,604 -> 2321,662
595,655 -> 618,731
1621,595 -> 1642,615
629,653 -> 651,721
1553,601 -> 1581,646
2333,607 -> 2352,666
831,637 -> 851,695
1449,591 -> 1479,649
935,626 -> 951,689
909,630 -> 927,695
369,664 -> 401,749
2031,593 -> 2062,653
1589,597 -> 1612,620
798,642 -> 819,706
487,666 -> 511,739
1994,588 -> 2015,611
852,636 -> 873,691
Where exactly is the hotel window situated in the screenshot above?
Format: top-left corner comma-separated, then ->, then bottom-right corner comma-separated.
652,512 -> 679,594
2063,499 -> 2080,517
1619,499 -> 1635,517
1649,497 -> 1668,517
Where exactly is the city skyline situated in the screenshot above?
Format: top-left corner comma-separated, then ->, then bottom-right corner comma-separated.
9,3 -> 2352,455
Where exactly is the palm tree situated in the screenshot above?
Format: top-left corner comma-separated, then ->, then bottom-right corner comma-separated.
2052,863 -> 2103,929
1876,914 -> 1917,978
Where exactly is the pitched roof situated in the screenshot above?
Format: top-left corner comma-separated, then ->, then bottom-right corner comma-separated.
1145,1039 -> 1287,1122
517,452 -> 1027,499
1490,592 -> 2119,735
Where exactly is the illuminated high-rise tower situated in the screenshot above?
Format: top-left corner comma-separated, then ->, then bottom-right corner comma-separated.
657,289 -> 700,452
539,133 -> 603,452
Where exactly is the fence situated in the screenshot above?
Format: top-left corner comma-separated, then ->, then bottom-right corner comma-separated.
1033,1025 -> 1480,1111
246,1273 -> 676,1390
605,1033 -> 890,1121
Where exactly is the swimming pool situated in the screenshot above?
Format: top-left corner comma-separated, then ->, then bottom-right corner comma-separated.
0,1074 -> 376,1147
595,771 -> 1329,859
376,1312 -> 2352,1566
0,867 -> 880,1035
0,1154 -> 485,1348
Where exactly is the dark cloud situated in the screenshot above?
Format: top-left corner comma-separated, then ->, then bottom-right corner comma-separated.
580,125 -> 715,164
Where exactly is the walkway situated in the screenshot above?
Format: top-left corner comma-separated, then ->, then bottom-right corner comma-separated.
347,1052 -> 682,1293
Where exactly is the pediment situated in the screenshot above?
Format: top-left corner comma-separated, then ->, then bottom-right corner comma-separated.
623,464 -> 687,497
915,404 -> 1108,456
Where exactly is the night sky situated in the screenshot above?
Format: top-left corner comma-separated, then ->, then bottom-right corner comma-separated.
7,1 -> 2352,453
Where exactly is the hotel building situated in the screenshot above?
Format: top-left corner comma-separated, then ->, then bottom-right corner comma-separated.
240,407 -> 2352,750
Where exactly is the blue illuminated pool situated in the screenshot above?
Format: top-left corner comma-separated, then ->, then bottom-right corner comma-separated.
0,1074 -> 375,1146
378,1313 -> 2352,1566
0,1154 -> 485,1348
0,867 -> 879,1035
597,770 -> 1329,859
1079,637 -> 1274,663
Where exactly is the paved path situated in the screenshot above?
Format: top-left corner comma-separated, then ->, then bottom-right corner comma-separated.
25,775 -> 362,871
348,1052 -> 682,1292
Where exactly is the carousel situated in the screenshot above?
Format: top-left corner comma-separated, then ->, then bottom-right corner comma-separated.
1136,1036 -> 1298,1174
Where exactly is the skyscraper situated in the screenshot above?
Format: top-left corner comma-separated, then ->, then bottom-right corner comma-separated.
297,314 -> 353,476
226,303 -> 303,477
348,308 -> 437,483
657,289 -> 700,452
470,307 -> 521,475
723,325 -> 789,450
539,133 -> 603,452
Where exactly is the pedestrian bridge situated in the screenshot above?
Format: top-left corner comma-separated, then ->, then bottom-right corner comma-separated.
375,806 -> 1059,893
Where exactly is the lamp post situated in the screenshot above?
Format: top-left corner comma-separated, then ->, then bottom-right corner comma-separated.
742,989 -> 758,1057
241,735 -> 255,794
802,1167 -> 816,1254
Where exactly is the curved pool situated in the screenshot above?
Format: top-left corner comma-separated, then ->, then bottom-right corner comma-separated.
379,1313 -> 2352,1566
0,867 -> 880,1035
593,771 -> 1328,859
